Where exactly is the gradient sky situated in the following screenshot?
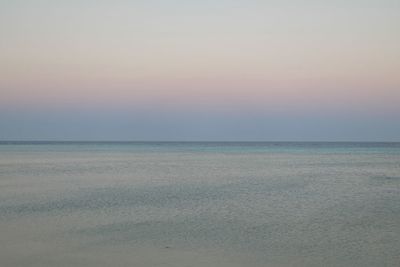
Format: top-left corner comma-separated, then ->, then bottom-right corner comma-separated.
1,0 -> 399,141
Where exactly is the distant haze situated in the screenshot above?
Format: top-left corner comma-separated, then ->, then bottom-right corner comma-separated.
1,0 -> 399,141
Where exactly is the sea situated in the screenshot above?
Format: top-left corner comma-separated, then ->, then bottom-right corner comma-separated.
0,142 -> 399,267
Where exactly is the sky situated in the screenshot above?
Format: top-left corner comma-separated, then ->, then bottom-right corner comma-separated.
0,0 -> 399,141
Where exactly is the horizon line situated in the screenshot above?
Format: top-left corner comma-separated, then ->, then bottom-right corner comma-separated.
1,140 -> 400,143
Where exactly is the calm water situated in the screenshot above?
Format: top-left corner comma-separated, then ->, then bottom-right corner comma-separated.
1,142 -> 399,267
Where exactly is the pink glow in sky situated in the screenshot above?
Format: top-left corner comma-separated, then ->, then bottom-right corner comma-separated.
1,1 -> 399,140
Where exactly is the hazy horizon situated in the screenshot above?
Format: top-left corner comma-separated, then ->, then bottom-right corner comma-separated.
1,0 -> 399,140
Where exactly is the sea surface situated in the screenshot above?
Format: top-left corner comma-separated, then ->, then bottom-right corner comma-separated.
0,142 -> 399,267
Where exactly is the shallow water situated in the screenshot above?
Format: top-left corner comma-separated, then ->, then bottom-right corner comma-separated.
1,142 -> 399,266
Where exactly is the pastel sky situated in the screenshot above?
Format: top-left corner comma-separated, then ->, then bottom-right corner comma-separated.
1,0 -> 399,140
